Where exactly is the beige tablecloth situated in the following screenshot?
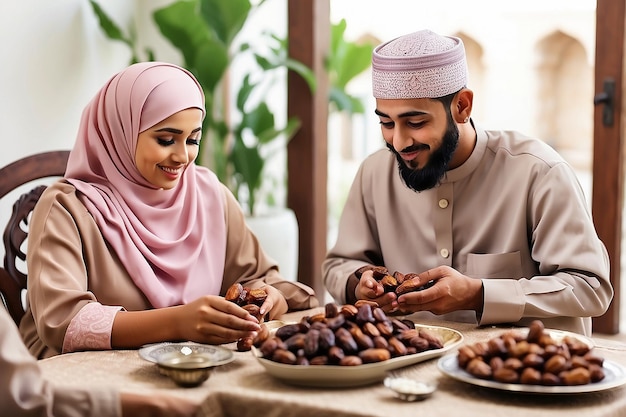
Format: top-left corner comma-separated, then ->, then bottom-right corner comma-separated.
39,308 -> 626,417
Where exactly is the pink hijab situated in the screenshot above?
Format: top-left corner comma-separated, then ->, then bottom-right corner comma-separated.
65,62 -> 226,308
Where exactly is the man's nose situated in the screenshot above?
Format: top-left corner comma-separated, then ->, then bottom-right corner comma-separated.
392,126 -> 413,152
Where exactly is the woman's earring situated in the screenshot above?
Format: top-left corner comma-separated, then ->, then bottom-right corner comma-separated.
463,117 -> 469,123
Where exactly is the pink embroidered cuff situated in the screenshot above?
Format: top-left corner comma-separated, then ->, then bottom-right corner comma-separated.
62,303 -> 123,353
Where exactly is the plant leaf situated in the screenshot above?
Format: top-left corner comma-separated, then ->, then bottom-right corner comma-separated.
328,18 -> 347,69
153,1 -> 213,67
325,19 -> 373,115
194,42 -> 229,93
88,0 -> 131,46
242,102 -> 275,140
235,74 -> 256,112
329,86 -> 353,113
254,51 -> 316,93
335,42 -> 374,88
200,0 -> 251,47
256,117 -> 300,145
230,134 -> 264,214
329,87 -> 366,114
284,58 -> 317,93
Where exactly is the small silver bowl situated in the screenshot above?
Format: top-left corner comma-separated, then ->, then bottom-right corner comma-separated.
157,350 -> 216,387
384,376 -> 437,402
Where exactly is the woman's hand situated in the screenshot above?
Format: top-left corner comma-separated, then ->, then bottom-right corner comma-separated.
258,285 -> 288,320
174,295 -> 261,345
354,270 -> 398,312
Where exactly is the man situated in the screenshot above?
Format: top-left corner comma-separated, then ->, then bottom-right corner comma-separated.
322,29 -> 613,336
0,306 -> 198,416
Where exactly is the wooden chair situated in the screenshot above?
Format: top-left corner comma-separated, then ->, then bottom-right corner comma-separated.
0,150 -> 70,325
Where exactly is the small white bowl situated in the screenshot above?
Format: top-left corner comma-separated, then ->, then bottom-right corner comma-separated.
384,376 -> 437,401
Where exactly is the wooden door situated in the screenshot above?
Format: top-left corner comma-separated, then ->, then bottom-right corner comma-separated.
592,0 -> 625,333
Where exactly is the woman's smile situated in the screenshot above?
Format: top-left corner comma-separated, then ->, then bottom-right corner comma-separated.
158,165 -> 184,179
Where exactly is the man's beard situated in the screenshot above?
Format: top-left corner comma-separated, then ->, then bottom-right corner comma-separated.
387,115 -> 459,192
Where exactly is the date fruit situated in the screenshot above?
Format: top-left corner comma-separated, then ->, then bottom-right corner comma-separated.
456,319 -> 606,386
225,282 -> 269,351
258,301 -> 445,367
356,265 -> 435,297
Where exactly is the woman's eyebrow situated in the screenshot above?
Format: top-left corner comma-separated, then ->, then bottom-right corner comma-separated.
154,127 -> 202,134
155,127 -> 183,134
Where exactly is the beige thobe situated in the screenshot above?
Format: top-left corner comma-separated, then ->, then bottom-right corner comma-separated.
323,126 -> 612,336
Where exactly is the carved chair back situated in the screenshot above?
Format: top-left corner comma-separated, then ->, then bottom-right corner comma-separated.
0,151 -> 70,325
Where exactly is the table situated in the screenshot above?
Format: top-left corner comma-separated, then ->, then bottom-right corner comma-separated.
39,308 -> 626,417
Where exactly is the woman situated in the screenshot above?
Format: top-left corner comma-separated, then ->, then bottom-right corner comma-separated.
20,62 -> 318,359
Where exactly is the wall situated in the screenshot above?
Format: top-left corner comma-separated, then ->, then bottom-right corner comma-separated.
0,1 -> 129,230
1,1 -> 130,166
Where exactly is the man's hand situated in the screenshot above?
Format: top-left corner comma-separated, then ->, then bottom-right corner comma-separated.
395,266 -> 483,314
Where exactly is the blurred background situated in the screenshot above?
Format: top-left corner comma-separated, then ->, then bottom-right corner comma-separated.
1,0 -> 618,329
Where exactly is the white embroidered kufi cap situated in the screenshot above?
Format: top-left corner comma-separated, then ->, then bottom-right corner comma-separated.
372,29 -> 468,99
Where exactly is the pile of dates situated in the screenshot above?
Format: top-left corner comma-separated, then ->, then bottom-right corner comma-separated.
457,320 -> 605,386
256,301 -> 444,366
225,283 -> 269,352
356,265 -> 434,294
